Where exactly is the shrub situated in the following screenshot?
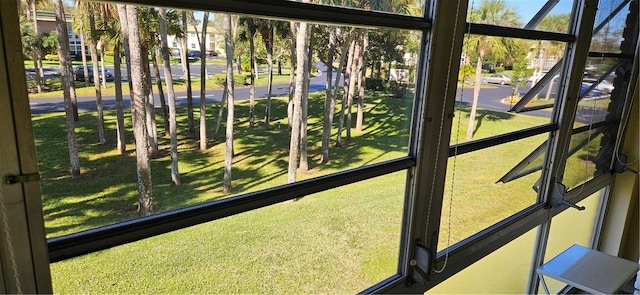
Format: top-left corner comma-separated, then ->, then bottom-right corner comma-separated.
44,54 -> 59,61
211,73 -> 251,86
365,78 -> 385,91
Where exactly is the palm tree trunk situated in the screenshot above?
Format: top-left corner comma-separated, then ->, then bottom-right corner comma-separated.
337,35 -> 356,146
88,11 -> 106,144
80,30 -> 90,88
152,49 -> 169,136
199,12 -> 210,151
54,0 -> 81,178
160,8 -> 181,185
299,24 -> 313,172
249,30 -> 256,127
288,20 -> 309,183
466,48 -> 483,140
182,11 -> 195,136
116,5 -> 132,94
31,1 -> 43,94
223,13 -> 235,193
214,85 -> 228,138
264,24 -> 274,128
126,5 -> 153,216
356,33 -> 368,132
287,21 -> 297,131
113,43 -> 126,154
320,26 -> 336,163
346,31 -> 361,143
141,43 -> 158,156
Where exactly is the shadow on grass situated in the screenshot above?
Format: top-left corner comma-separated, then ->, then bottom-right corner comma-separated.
34,89 -> 518,237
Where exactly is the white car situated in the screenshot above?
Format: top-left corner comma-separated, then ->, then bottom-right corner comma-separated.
482,74 -> 512,85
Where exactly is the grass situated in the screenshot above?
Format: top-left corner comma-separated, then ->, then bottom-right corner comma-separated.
35,87 -> 603,293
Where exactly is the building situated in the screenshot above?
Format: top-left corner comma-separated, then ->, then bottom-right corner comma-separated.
0,0 -> 638,294
32,10 -> 82,56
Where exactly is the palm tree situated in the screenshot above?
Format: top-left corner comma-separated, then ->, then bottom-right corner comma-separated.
287,19 -> 309,183
182,11 -> 195,136
78,2 -> 106,144
125,4 -> 153,216
26,0 -> 45,93
223,13 -> 235,193
239,17 -> 258,127
160,8 -> 181,185
199,11 -> 210,151
53,0 -> 80,178
319,25 -> 337,163
465,0 -> 521,140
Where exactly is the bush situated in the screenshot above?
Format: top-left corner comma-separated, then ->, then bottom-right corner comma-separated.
211,73 -> 251,86
365,78 -> 385,91
44,54 -> 59,61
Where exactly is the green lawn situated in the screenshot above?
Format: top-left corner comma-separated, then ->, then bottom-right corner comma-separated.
35,88 -> 593,293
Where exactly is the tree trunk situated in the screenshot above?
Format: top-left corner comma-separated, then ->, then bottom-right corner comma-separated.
100,48 -> 106,88
183,11 -> 195,136
113,43 -> 126,155
264,24 -> 274,128
249,30 -> 256,127
337,35 -> 356,147
54,0 -> 81,178
223,14 -> 235,193
287,20 -> 309,184
200,12 -> 210,151
160,8 -> 181,185
320,26 -> 337,163
31,1 -> 43,94
116,5 -> 133,95
299,25 -> 314,172
88,11 -> 106,144
346,31 -> 361,143
141,43 -> 158,156
152,49 -> 169,136
356,34 -> 368,132
287,21 -> 297,131
466,48 -> 483,140
80,30 -> 90,88
214,85 -> 228,138
126,5 -> 153,216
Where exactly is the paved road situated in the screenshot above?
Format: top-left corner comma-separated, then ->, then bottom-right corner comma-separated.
30,61 -> 584,122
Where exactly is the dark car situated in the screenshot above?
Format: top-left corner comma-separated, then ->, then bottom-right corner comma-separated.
205,50 -> 217,57
580,82 -> 604,97
187,51 -> 201,59
75,65 -> 114,82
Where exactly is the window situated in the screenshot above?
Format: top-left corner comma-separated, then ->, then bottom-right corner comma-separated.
17,0 -> 636,293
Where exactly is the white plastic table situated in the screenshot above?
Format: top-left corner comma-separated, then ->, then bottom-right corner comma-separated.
538,244 -> 639,294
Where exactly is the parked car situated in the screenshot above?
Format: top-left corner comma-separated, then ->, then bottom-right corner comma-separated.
528,71 -> 559,82
582,78 -> 614,94
171,48 -> 181,57
205,50 -> 217,57
74,65 -> 114,82
482,73 -> 512,85
580,82 -> 604,97
187,50 -> 201,59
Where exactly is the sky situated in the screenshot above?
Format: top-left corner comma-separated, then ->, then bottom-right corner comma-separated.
501,0 -> 575,23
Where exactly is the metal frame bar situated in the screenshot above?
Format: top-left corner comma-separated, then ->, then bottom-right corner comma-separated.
115,0 -> 429,30
449,124 -> 557,157
467,23 -> 574,42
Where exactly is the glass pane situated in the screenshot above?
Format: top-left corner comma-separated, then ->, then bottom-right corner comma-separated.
539,190 -> 604,294
456,36 -> 555,141
28,4 -> 419,237
439,135 -> 546,250
591,0 -> 630,53
563,127 -> 607,190
467,0 -> 574,33
429,227 -> 537,294
50,172 -> 406,293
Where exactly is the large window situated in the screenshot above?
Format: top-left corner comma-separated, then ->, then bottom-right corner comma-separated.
11,0 -> 636,293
